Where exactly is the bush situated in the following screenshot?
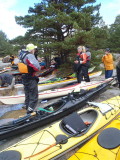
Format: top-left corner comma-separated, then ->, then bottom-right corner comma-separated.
90,50 -> 104,70
56,62 -> 73,78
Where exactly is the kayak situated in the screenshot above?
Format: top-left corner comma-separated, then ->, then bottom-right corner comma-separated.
38,74 -> 56,83
0,78 -> 112,105
0,81 -> 112,140
0,96 -> 119,160
70,66 -> 96,78
0,69 -> 7,74
38,67 -> 55,77
0,74 -> 56,92
88,66 -> 95,73
38,66 -> 96,84
14,71 -> 102,91
68,115 -> 120,160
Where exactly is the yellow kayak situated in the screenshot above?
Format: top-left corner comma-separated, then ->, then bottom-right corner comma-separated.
14,71 -> 102,91
0,96 -> 120,160
68,115 -> 120,160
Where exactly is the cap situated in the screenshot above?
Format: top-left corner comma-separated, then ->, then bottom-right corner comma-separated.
105,48 -> 110,52
26,43 -> 35,52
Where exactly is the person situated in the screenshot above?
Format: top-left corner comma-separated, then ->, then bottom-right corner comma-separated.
19,45 -> 27,59
19,43 -> 41,114
39,57 -> 46,69
102,48 -> 114,79
116,57 -> 120,89
50,59 -> 57,68
0,73 -> 15,89
34,46 -> 39,60
9,55 -> 15,65
54,56 -> 62,68
85,46 -> 91,64
74,46 -> 90,83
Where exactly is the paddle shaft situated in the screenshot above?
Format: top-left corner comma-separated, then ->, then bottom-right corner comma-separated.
0,112 -> 36,130
14,112 -> 36,124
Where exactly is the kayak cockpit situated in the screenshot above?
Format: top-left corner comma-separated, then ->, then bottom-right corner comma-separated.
37,100 -> 66,115
60,110 -> 97,136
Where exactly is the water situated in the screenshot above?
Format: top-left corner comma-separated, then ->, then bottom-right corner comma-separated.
0,104 -> 23,117
0,118 -> 15,126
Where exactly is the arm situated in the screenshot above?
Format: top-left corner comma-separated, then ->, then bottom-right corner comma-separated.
26,54 -> 41,71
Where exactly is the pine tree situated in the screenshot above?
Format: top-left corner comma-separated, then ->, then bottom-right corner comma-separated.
0,31 -> 14,56
15,0 -> 101,62
108,15 -> 120,52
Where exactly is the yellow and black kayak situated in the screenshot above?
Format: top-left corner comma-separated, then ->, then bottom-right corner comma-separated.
0,96 -> 120,160
68,115 -> 120,160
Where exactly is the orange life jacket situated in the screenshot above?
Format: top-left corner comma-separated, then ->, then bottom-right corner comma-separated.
18,53 -> 29,73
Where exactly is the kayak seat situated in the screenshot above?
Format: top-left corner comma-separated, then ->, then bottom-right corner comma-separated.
61,112 -> 88,135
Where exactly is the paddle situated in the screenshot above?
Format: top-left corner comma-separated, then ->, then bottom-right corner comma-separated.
0,107 -> 54,130
24,130 -> 86,159
0,112 -> 36,130
13,112 -> 36,123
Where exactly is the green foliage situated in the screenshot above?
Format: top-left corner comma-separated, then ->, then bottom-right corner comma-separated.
108,15 -> 120,51
90,50 -> 104,69
91,26 -> 109,49
15,0 -> 102,62
56,62 -> 73,78
0,30 -> 14,56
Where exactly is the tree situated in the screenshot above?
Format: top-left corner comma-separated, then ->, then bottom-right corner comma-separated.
108,15 -> 120,52
0,31 -> 14,56
15,0 -> 101,62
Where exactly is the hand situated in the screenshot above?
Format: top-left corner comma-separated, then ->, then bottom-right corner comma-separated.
74,60 -> 79,64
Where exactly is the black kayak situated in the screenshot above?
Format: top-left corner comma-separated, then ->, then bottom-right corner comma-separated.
0,82 -> 111,140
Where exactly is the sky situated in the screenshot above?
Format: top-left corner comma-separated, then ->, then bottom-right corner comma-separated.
0,0 -> 120,40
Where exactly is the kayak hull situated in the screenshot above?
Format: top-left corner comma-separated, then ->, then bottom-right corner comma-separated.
0,81 -> 111,140
13,71 -> 102,90
0,96 -> 120,160
68,115 -> 120,160
0,76 -> 109,105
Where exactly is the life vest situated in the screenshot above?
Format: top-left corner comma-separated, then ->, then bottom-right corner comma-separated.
77,52 -> 89,64
18,53 -> 29,73
86,51 -> 91,61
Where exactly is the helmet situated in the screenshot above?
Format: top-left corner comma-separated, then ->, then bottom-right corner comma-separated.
105,48 -> 110,52
26,43 -> 35,52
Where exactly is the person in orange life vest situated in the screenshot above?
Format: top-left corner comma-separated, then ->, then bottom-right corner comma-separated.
74,46 -> 90,83
102,48 -> 114,79
20,43 -> 41,114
